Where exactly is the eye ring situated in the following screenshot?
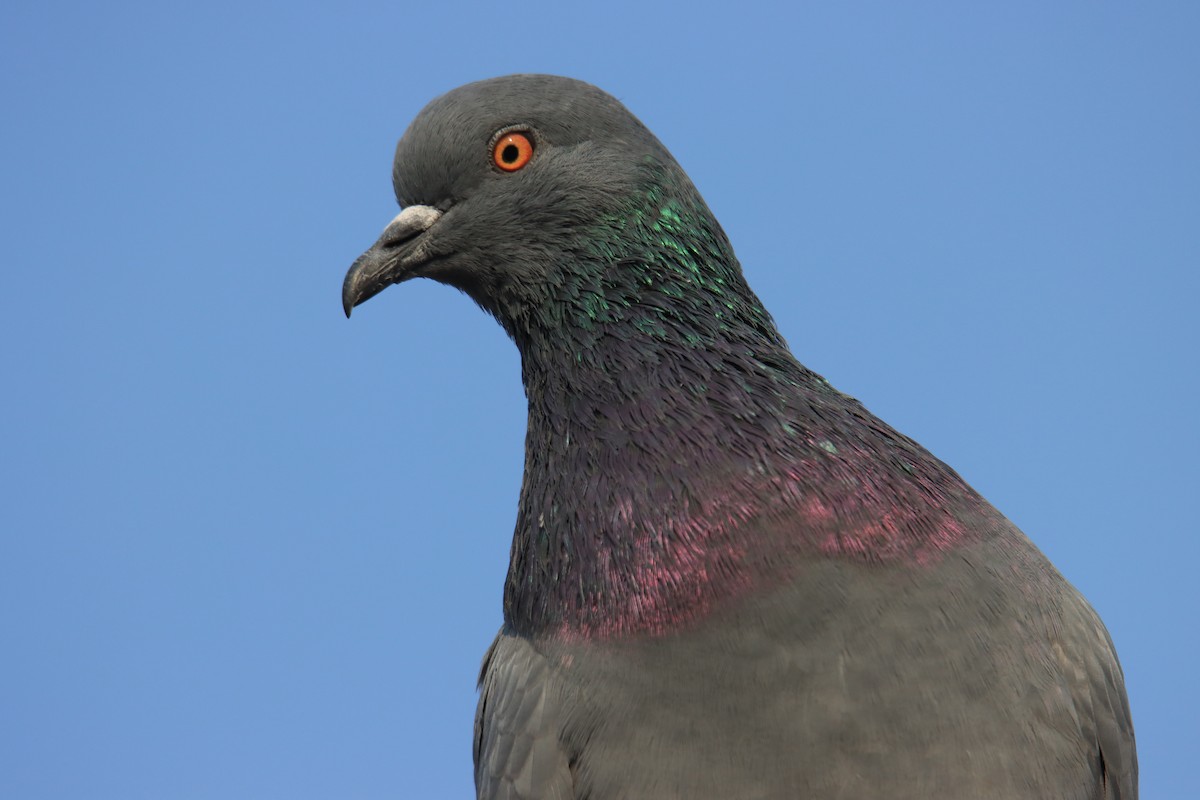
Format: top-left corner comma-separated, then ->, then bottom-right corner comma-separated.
492,132 -> 534,172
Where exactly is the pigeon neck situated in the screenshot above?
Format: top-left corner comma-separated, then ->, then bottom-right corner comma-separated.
500,181 -> 979,641
505,322 -> 979,641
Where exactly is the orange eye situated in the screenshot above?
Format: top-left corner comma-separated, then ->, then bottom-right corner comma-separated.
493,132 -> 534,172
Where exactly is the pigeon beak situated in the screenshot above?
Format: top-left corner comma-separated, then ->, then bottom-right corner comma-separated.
342,205 -> 444,317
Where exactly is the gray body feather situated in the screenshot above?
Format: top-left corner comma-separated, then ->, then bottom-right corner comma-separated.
476,522 -> 1134,799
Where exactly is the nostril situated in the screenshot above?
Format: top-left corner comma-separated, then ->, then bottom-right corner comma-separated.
380,228 -> 410,249
377,205 -> 443,250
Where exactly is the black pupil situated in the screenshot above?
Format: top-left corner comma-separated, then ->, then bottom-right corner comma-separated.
502,143 -> 520,163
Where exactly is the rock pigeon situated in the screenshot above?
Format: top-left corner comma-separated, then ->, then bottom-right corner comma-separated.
342,75 -> 1136,799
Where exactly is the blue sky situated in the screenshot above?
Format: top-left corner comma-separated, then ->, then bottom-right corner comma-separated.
2,2 -> 1196,797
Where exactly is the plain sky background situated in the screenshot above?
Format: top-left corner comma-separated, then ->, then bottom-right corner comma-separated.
3,2 -> 1196,797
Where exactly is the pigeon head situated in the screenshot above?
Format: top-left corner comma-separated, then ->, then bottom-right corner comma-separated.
342,74 -> 778,351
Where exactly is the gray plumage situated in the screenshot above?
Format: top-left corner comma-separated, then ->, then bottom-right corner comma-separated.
342,75 -> 1136,799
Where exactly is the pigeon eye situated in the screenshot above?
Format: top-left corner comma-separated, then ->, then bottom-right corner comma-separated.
493,132 -> 534,172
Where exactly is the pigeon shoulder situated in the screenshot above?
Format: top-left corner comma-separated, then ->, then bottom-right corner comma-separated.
1050,581 -> 1138,798
475,630 -> 574,800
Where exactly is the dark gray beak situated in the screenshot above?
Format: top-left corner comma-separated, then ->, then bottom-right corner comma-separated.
342,205 -> 443,317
